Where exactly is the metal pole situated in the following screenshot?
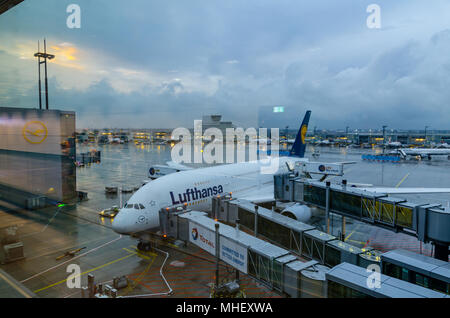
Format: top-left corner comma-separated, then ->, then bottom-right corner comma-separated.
341,180 -> 346,240
326,181 -> 330,234
254,205 -> 259,236
37,41 -> 42,110
215,223 -> 220,287
119,186 -> 122,209
235,218 -> 240,283
341,217 -> 346,241
44,39 -> 49,110
87,273 -> 95,298
215,197 -> 219,220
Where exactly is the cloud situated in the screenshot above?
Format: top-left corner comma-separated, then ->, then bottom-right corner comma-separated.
2,0 -> 450,129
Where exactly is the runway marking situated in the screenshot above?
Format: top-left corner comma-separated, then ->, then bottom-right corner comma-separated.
122,255 -> 156,296
33,252 -> 134,293
21,235 -> 122,284
123,247 -> 154,260
345,239 -> 367,246
344,224 -> 360,242
396,172 -> 410,188
21,207 -> 62,238
25,235 -> 117,262
129,245 -> 157,257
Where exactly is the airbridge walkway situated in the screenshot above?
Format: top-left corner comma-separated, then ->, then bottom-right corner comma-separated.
274,174 -> 450,261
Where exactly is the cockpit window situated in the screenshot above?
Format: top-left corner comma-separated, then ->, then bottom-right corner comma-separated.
124,203 -> 144,209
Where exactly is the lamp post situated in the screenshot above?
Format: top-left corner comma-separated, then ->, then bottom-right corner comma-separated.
34,39 -> 55,110
382,125 -> 387,154
424,126 -> 429,145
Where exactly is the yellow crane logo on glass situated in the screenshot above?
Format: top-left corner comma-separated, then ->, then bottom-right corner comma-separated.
23,121 -> 48,144
300,124 -> 307,144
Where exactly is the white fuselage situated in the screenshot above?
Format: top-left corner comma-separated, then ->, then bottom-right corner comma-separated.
399,148 -> 450,157
112,156 -> 307,235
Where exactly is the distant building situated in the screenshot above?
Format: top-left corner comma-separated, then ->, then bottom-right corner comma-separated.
201,115 -> 234,134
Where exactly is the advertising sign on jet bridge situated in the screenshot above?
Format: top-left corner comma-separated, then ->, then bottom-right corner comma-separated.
189,222 -> 216,256
220,236 -> 248,274
188,221 -> 248,273
302,162 -> 344,176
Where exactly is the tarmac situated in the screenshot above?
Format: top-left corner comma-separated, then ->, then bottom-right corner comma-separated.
0,146 -> 282,298
0,143 -> 448,297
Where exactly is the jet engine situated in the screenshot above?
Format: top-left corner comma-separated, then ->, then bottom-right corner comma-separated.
281,203 -> 312,223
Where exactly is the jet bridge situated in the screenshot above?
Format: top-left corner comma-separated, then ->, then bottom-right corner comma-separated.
274,173 -> 450,261
158,207 -> 330,297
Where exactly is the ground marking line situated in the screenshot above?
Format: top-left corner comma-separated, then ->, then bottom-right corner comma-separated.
21,235 -> 122,284
33,252 -> 134,293
396,172 -> 410,188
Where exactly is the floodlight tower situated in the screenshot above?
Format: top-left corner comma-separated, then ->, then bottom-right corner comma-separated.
34,39 -> 55,110
382,125 -> 388,154
424,126 -> 429,145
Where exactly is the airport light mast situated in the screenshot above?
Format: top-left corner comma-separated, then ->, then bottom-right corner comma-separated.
382,125 -> 387,154
424,126 -> 429,145
34,39 -> 55,110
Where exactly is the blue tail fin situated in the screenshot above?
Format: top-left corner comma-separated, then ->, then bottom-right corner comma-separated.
289,110 -> 311,158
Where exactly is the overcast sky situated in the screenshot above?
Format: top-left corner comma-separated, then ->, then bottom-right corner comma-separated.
1,0 -> 450,129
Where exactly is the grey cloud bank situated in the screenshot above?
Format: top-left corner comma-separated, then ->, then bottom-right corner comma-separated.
1,0 -> 450,129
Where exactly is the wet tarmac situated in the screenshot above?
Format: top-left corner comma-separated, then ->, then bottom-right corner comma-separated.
0,142 -> 449,297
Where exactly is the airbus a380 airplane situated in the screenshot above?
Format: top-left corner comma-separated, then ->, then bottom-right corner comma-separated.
112,111 -> 313,248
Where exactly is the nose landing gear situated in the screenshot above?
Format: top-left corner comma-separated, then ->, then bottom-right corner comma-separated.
137,241 -> 154,252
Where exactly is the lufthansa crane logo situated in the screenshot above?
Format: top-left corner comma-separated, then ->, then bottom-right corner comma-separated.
191,228 -> 198,240
23,121 -> 48,144
300,124 -> 308,144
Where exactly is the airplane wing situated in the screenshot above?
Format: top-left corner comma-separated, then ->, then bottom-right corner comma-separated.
358,187 -> 450,194
166,161 -> 193,171
233,184 -> 274,203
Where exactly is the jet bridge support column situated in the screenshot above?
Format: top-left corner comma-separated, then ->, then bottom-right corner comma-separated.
254,205 -> 259,237
235,219 -> 240,283
417,205 -> 449,261
326,181 -> 330,234
341,180 -> 347,240
215,223 -> 220,287
434,242 -> 449,261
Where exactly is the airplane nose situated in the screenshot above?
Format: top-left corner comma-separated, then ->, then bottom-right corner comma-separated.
112,210 -> 131,234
